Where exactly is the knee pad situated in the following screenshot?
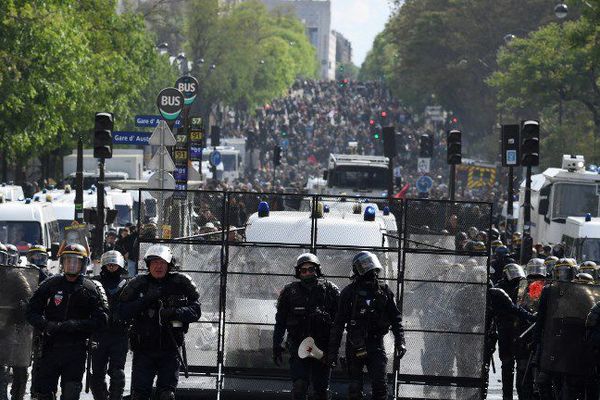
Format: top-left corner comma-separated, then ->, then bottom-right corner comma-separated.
157,390 -> 175,400
61,381 -> 83,400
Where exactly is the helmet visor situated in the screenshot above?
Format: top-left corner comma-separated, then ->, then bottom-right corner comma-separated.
62,255 -> 83,275
554,266 -> 573,282
28,252 -> 48,267
504,265 -> 525,281
353,252 -> 383,276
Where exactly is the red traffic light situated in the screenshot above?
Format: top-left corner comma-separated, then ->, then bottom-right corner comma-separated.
369,119 -> 375,126
381,111 -> 387,118
451,117 -> 458,124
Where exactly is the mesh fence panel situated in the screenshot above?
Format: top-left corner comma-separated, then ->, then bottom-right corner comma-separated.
316,248 -> 399,280
398,199 -> 490,399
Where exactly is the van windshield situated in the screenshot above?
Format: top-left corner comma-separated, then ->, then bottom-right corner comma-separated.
0,221 -> 42,246
115,205 -> 132,225
330,166 -> 387,190
581,238 -> 600,263
552,183 -> 599,219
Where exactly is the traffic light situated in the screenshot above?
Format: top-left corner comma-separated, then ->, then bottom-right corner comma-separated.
419,134 -> 433,158
520,120 -> 539,166
382,127 -> 396,159
273,145 -> 282,167
369,119 -> 375,126
447,129 -> 462,164
210,125 -> 221,147
94,112 -> 113,159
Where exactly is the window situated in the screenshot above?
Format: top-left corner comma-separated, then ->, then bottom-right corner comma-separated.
580,238 -> 600,263
331,166 -> 387,190
0,221 -> 42,246
115,205 -> 132,226
552,183 -> 599,220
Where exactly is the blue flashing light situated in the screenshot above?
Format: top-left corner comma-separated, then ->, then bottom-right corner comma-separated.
33,195 -> 40,202
42,189 -> 47,194
364,205 -> 376,221
258,201 -> 270,217
24,198 -> 32,204
323,204 -> 330,213
383,206 -> 390,215
586,213 -> 592,222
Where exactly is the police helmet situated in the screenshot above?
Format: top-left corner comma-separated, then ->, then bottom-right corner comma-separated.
574,272 -> 595,284
503,263 -> 525,281
468,226 -> 479,239
295,252 -> 321,278
525,258 -> 546,278
27,245 -> 49,267
495,245 -> 509,257
490,227 -> 500,240
5,244 -> 19,266
579,261 -> 599,281
544,255 -> 559,273
552,243 -> 565,258
100,250 -> 126,270
457,231 -> 468,242
553,258 -> 577,282
352,251 -> 383,277
471,241 -> 486,252
491,239 -> 503,252
0,242 -> 8,265
144,244 -> 173,267
60,243 -> 89,276
464,258 -> 479,268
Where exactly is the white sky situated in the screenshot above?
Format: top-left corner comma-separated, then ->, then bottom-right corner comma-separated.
331,0 -> 394,66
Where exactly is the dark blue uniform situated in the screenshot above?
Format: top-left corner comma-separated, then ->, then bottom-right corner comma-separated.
90,270 -> 129,400
26,275 -> 109,400
119,272 -> 200,400
273,278 -> 339,400
328,277 -> 404,400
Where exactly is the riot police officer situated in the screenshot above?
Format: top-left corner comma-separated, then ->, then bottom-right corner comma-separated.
119,244 -> 201,400
534,258 -> 598,399
495,263 -> 527,400
26,244 -> 109,400
0,242 -> 36,400
328,251 -> 405,400
90,251 -> 129,400
580,260 -> 599,284
5,244 -> 19,266
273,253 -> 339,400
26,245 -> 52,283
544,255 -> 558,278
491,245 -> 510,284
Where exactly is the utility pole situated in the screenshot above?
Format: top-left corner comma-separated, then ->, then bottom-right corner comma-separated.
74,137 -> 84,223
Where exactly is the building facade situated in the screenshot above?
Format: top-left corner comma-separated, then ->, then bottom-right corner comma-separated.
333,30 -> 352,65
261,0 -> 336,80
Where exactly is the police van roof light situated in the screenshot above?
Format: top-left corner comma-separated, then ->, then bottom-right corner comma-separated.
364,205 -> 376,221
383,206 -> 390,215
586,213 -> 592,222
258,201 -> 270,217
323,204 -> 330,213
24,198 -> 32,204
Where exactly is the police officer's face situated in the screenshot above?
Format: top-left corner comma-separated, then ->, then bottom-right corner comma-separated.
298,262 -> 317,278
62,256 -> 82,276
106,263 -> 120,273
149,259 -> 168,279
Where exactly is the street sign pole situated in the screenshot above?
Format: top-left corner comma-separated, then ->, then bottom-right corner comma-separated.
449,164 -> 456,201
74,137 -> 84,223
507,166 -> 514,235
94,158 -> 105,260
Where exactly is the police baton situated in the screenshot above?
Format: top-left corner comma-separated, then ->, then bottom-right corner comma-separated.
519,322 -> 536,340
84,339 -> 97,393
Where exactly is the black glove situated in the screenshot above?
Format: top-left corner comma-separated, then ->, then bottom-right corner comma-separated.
273,345 -> 285,366
45,321 -> 63,335
395,343 -> 407,361
143,285 -> 163,306
159,307 -> 177,322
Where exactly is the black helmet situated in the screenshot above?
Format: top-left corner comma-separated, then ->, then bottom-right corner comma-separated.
352,251 -> 383,277
5,244 -> 19,266
60,243 -> 89,276
553,258 -> 577,282
295,252 -> 321,278
27,245 -> 49,267
525,258 -> 546,278
579,261 -> 599,281
0,242 -> 8,265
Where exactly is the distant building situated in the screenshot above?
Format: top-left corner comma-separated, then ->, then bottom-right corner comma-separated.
260,0 -> 336,81
333,30 -> 352,65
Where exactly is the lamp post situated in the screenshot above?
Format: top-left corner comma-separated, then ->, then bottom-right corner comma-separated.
555,3 -> 568,127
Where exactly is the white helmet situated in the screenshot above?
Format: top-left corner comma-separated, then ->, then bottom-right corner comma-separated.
101,250 -> 126,269
144,244 -> 173,264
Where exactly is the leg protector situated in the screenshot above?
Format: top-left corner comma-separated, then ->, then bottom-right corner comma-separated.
501,358 -> 514,400
61,381 -> 83,400
89,373 -> 108,400
291,379 -> 308,400
107,369 -> 125,400
9,367 -> 27,400
0,367 -> 9,400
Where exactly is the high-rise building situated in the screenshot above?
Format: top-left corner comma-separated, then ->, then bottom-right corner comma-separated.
260,0 -> 336,81
333,30 -> 352,65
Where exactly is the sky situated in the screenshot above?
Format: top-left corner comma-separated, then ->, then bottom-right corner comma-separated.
331,0 -> 394,66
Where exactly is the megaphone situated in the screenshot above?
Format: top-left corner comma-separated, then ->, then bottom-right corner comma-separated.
298,336 -> 324,360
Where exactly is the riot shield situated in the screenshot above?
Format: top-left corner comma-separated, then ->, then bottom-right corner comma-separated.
0,265 -> 37,367
540,282 -> 600,376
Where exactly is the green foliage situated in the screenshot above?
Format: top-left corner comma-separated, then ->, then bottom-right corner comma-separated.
0,0 -> 175,174
369,0 -> 553,138
184,0 -> 318,111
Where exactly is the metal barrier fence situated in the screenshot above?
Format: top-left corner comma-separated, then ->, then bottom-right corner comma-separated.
135,190 -> 491,399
